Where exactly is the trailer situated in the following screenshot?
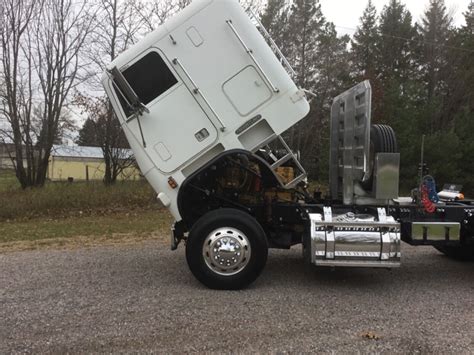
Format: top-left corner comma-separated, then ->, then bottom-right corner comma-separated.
102,0 -> 473,289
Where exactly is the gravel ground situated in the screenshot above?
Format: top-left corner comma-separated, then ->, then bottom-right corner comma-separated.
1,242 -> 473,354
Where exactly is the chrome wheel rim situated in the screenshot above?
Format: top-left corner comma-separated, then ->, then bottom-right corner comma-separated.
202,227 -> 251,276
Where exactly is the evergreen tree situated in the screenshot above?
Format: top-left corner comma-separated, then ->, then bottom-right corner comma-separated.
420,2 -> 473,191
377,0 -> 416,84
464,1 -> 474,34
303,23 -> 351,180
284,0 -> 327,178
315,24 -> 351,110
451,1 -> 474,194
376,1 -> 420,184
76,118 -> 99,147
455,0 -> 474,103
352,0 -> 384,121
419,0 -> 453,132
287,0 -> 326,89
352,0 -> 379,78
260,0 -> 290,50
453,1 -> 474,103
376,0 -> 418,125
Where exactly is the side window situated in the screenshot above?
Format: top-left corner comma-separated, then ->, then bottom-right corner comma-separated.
114,52 -> 178,117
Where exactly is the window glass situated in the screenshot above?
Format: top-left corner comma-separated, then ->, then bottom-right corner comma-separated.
114,52 -> 178,117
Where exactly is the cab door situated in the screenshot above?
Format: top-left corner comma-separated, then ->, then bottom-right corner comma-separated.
113,49 -> 218,174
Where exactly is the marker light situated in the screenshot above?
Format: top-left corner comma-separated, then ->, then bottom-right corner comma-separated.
168,177 -> 178,189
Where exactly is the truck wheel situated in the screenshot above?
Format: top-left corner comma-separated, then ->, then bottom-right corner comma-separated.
361,124 -> 398,190
371,124 -> 398,154
186,208 -> 268,289
434,245 -> 474,261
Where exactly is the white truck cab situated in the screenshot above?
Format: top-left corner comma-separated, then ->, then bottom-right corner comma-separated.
102,0 -> 309,221
104,0 -> 474,290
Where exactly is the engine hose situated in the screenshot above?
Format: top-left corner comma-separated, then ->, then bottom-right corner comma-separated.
420,176 -> 439,213
421,185 -> 436,213
423,175 -> 440,203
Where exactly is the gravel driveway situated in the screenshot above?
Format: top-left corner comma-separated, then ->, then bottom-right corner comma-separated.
1,242 -> 473,353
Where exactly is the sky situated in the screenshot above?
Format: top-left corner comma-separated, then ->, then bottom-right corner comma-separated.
319,0 -> 471,35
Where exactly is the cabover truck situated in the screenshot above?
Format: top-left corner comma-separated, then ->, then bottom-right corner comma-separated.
102,0 -> 474,289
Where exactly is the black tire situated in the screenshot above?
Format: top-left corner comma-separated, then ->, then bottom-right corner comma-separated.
371,124 -> 398,154
361,124 -> 398,190
434,245 -> 474,261
186,208 -> 268,290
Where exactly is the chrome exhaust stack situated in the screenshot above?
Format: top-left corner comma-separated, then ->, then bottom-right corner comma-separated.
309,207 -> 401,268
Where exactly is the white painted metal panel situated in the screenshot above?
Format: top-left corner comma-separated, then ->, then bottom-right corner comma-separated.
142,82 -> 218,173
223,66 -> 272,116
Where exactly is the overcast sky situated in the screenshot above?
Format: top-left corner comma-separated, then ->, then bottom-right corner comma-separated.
319,0 -> 471,35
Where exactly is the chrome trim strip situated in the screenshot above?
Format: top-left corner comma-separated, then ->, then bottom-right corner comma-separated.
315,260 -> 401,268
172,58 -> 226,132
226,20 -> 280,93
323,207 -> 333,222
381,231 -> 391,260
326,229 -> 335,259
246,8 -> 297,79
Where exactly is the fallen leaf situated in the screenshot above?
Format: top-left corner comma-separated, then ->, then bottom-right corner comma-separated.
361,331 -> 381,340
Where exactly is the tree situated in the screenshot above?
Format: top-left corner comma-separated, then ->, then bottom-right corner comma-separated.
272,0 -> 352,180
75,95 -> 134,184
260,0 -> 286,31
0,0 -> 92,188
465,1 -> 474,33
419,0 -> 454,132
287,0 -> 326,90
450,1 -> 474,194
352,0 -> 385,122
284,0 -> 326,158
0,0 -> 39,188
34,0 -> 93,186
304,23 -> 351,180
83,0 -> 145,185
373,1 -> 422,184
76,118 -> 100,147
352,0 -> 379,78
88,0 -> 145,85
134,0 -> 195,33
260,0 -> 290,50
240,0 -> 265,14
377,0 -> 416,85
441,1 -> 473,123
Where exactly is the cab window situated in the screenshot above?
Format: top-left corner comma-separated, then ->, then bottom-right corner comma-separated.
115,52 -> 178,117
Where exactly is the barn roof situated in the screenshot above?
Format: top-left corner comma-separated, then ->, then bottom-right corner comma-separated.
51,145 -> 133,159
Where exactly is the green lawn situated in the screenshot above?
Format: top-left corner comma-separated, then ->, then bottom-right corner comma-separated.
0,209 -> 171,243
0,172 -> 158,220
0,171 -> 172,251
0,209 -> 173,251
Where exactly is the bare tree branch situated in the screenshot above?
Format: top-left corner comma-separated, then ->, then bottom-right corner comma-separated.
0,0 -> 93,187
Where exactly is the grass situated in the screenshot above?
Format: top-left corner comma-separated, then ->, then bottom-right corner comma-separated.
0,170 -> 158,221
0,209 -> 173,252
0,170 -> 172,251
0,169 -> 20,192
0,210 -> 172,243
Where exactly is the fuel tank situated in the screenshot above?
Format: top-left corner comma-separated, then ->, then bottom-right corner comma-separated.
309,207 -> 401,268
